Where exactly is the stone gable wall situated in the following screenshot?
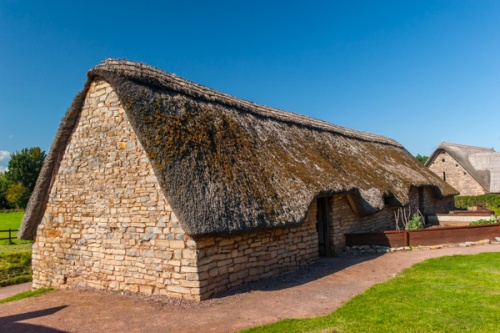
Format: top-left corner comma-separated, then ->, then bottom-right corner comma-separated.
32,80 -> 200,300
428,151 -> 485,196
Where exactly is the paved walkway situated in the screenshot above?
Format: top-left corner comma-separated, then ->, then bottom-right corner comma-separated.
0,244 -> 499,333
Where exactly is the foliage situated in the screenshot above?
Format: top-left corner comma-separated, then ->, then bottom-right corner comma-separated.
1,147 -> 46,209
0,251 -> 32,287
5,182 -> 28,209
243,253 -> 500,333
405,213 -> 424,230
471,215 -> 498,226
455,194 -> 500,216
415,154 -> 429,164
0,288 -> 53,304
0,172 -> 13,209
395,206 -> 425,230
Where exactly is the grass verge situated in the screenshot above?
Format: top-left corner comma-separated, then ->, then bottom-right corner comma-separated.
0,288 -> 53,304
243,252 -> 500,333
0,250 -> 32,287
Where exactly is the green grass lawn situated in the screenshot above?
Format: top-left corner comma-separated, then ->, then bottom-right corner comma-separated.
0,211 -> 32,286
0,211 -> 31,245
489,206 -> 500,216
243,253 -> 500,333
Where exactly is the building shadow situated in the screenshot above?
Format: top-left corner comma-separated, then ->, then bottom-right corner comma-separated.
211,253 -> 385,299
0,305 -> 68,333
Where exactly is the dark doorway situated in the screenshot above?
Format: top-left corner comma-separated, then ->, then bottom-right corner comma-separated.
317,197 -> 333,256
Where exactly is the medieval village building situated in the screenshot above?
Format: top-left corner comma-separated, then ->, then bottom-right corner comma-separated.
426,142 -> 500,196
19,59 -> 457,300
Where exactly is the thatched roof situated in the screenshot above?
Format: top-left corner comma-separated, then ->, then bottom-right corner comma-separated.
19,59 -> 457,240
426,141 -> 500,193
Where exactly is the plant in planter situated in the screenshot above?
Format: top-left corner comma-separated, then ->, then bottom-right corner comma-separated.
406,213 -> 424,230
394,206 -> 425,231
470,215 -> 498,226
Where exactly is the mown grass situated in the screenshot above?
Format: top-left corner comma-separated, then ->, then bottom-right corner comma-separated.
0,251 -> 32,287
243,253 -> 500,333
489,207 -> 500,215
0,211 -> 31,245
0,211 -> 32,286
0,288 -> 53,304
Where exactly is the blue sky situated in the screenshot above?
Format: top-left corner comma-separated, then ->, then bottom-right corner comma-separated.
1,0 -> 499,171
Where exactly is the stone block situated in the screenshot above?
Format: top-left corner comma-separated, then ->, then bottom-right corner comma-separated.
167,285 -> 190,294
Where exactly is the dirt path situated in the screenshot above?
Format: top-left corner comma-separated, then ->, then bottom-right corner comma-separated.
1,244 -> 499,333
0,282 -> 31,300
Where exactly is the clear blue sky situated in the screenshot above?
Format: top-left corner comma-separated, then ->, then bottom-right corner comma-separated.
1,0 -> 499,172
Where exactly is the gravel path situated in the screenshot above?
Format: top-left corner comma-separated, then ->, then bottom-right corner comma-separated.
0,244 -> 499,333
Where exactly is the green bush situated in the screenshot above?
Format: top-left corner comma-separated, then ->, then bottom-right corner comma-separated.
455,194 -> 500,215
470,215 -> 498,226
455,194 -> 500,209
406,213 -> 424,230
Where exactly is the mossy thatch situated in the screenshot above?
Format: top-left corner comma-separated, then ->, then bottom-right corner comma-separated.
19,59 -> 457,239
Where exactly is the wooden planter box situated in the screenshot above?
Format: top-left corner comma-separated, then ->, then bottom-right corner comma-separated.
345,223 -> 500,248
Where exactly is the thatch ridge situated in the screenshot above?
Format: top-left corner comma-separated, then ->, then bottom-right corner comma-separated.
19,59 -> 457,240
90,59 -> 401,147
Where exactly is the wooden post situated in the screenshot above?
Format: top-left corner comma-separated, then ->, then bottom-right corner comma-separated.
404,231 -> 409,246
8,228 -> 12,243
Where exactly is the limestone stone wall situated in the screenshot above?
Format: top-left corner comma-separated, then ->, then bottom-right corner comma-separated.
327,188 -> 455,254
32,80 -> 200,300
428,151 -> 485,196
420,187 -> 455,215
195,203 -> 318,299
408,186 -> 455,224
328,195 -> 397,254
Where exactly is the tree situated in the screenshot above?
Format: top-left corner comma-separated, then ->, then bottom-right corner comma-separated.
415,154 -> 429,165
4,147 -> 46,209
0,172 -> 13,209
6,182 -> 27,209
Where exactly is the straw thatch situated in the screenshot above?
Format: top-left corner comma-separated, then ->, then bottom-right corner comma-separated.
19,59 -> 457,240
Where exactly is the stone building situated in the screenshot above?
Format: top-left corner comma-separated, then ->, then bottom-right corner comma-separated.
426,142 -> 500,196
19,59 -> 456,300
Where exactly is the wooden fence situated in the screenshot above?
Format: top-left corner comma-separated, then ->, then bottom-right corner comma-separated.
0,228 -> 18,243
345,223 -> 500,248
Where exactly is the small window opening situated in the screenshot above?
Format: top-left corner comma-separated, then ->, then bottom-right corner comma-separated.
442,158 -> 445,162
443,172 -> 446,181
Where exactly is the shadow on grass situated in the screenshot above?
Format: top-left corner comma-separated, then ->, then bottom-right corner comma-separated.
211,253 -> 384,299
0,305 -> 68,333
